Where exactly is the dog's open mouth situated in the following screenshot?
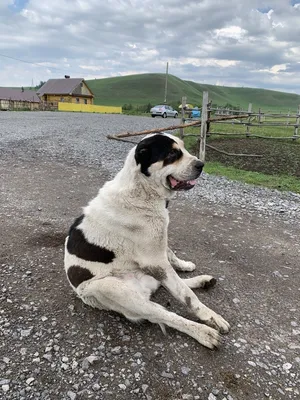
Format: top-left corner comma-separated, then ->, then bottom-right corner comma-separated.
168,176 -> 197,191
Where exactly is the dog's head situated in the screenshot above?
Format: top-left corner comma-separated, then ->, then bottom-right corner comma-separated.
134,133 -> 204,192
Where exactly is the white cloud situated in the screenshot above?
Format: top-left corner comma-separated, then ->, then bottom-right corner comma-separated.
255,64 -> 288,74
214,26 -> 247,40
0,0 -> 299,94
79,65 -> 104,71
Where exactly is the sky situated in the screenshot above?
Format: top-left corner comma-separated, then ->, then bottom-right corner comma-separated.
1,0 -> 300,94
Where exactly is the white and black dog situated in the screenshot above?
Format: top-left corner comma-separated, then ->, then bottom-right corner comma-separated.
64,133 -> 230,349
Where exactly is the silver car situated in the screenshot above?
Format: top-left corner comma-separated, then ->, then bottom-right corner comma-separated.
150,105 -> 178,118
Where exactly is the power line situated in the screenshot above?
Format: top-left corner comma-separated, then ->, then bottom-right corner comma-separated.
0,53 -> 60,69
0,52 -> 94,76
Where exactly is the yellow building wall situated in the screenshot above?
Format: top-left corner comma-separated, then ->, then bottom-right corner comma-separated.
45,95 -> 93,104
58,102 -> 122,114
44,95 -> 69,103
70,97 -> 93,105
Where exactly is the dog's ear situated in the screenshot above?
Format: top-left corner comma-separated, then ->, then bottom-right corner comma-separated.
135,143 -> 152,176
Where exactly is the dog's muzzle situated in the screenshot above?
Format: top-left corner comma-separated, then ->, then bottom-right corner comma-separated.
167,160 -> 204,191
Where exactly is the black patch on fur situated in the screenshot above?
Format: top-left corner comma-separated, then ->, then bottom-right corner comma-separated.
67,265 -> 94,288
185,296 -> 192,308
67,215 -> 115,263
203,277 -> 217,290
143,266 -> 167,281
163,148 -> 183,166
69,214 -> 84,233
135,134 -> 182,176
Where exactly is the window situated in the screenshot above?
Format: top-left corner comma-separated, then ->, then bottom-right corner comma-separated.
76,98 -> 80,103
84,99 -> 87,104
60,97 -> 64,102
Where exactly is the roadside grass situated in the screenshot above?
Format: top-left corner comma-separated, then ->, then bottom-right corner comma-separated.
178,121 -> 300,194
203,162 -> 300,193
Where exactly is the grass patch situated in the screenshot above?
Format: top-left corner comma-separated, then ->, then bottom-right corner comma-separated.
204,161 -> 300,194
184,118 -> 299,140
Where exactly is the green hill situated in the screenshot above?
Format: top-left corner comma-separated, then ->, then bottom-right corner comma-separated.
87,73 -> 300,112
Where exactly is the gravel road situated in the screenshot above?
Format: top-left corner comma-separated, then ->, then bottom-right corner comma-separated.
1,112 -> 299,400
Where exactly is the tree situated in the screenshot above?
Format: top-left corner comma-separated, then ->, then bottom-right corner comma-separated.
35,81 -> 46,90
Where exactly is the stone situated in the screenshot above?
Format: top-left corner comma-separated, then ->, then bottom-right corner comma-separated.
67,391 -> 76,400
118,384 -> 126,390
2,384 -> 9,393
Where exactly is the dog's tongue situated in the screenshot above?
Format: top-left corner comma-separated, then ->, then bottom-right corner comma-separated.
169,176 -> 179,188
169,177 -> 197,188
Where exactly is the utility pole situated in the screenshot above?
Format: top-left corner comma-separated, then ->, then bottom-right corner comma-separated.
164,62 -> 168,104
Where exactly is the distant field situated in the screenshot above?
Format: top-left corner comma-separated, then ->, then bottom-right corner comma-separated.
86,73 -> 300,112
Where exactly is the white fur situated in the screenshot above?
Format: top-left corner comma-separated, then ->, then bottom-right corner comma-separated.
64,134 -> 230,349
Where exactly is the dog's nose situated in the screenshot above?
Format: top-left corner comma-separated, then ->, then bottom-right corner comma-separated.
194,160 -> 204,171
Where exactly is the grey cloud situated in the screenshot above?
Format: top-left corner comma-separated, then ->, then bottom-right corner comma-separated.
0,0 -> 299,93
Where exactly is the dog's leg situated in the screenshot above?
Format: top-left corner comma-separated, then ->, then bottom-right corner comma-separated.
161,268 -> 230,333
77,277 -> 220,349
183,275 -> 217,289
167,248 -> 196,272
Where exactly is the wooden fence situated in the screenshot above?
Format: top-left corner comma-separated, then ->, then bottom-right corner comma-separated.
180,92 -> 300,161
0,100 -> 58,111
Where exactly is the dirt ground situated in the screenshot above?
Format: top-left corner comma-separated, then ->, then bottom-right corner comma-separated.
1,155 -> 299,400
205,138 -> 300,177
0,113 -> 299,399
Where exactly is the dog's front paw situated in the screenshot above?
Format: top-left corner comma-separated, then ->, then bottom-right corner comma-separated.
201,312 -> 230,334
176,260 -> 196,272
194,324 -> 220,349
194,275 -> 217,289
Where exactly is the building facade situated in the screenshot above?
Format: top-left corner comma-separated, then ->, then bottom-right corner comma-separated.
0,88 -> 40,110
37,78 -> 94,105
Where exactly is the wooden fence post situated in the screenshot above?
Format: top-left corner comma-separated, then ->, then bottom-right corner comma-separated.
207,100 -> 212,137
246,103 -> 252,137
198,91 -> 209,162
180,96 -> 187,139
258,107 -> 261,126
294,105 -> 300,140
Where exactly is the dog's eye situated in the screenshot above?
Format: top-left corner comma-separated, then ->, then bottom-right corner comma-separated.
169,149 -> 178,157
164,148 -> 183,166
